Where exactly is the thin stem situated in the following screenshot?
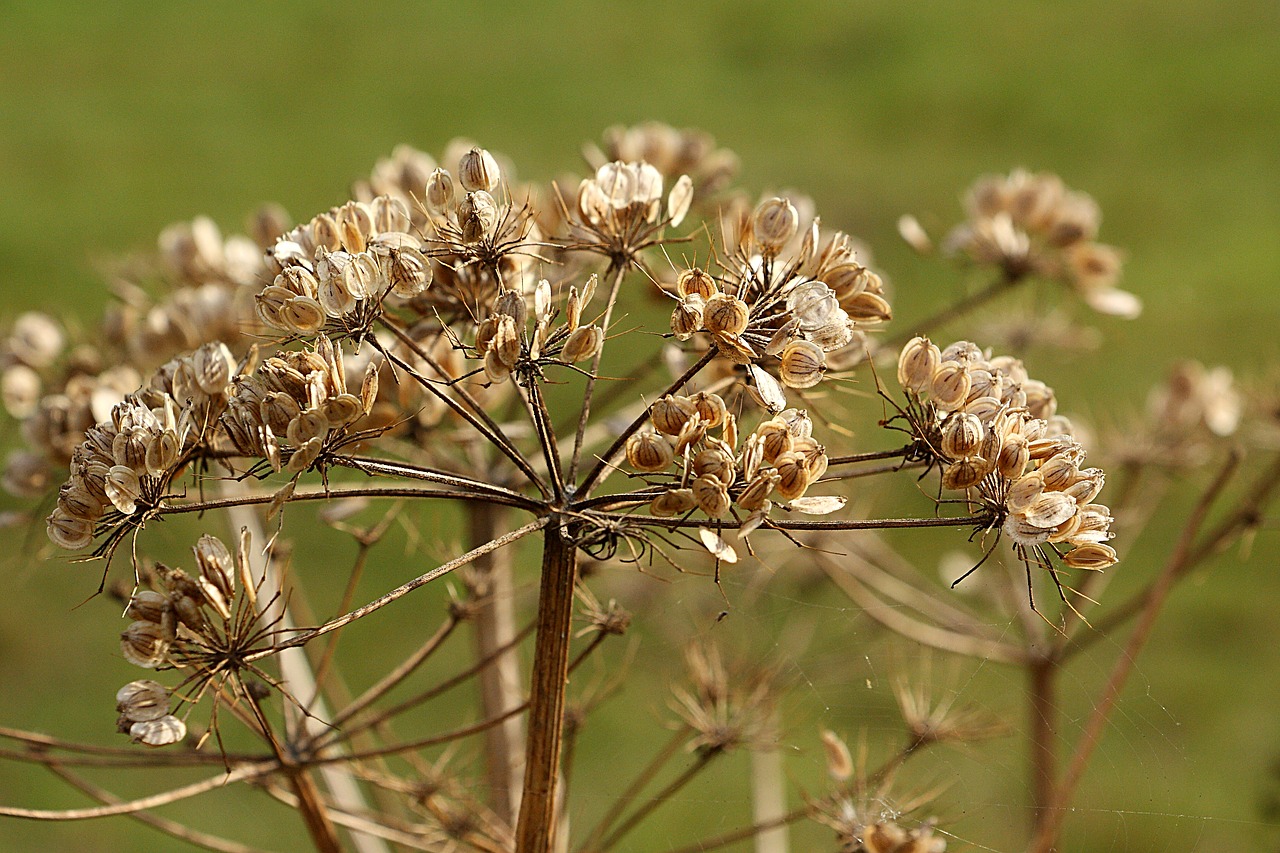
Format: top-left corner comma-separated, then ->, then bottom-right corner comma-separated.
521,372 -> 566,502
251,517 -> 548,660
578,348 -> 718,497
1029,451 -> 1241,853
576,726 -> 691,852
623,513 -> 990,532
592,748 -> 723,853
568,262 -> 628,484
1028,656 -> 1056,832
159,485 -> 541,516
514,520 -> 579,853
825,446 -> 911,466
329,454 -> 536,506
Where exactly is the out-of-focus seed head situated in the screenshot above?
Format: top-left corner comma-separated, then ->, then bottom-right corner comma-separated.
667,174 -> 694,227
458,147 -> 501,193
752,197 -> 799,253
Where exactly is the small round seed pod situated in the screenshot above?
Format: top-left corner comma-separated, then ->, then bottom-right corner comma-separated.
492,315 -> 522,369
121,620 -> 171,669
626,432 -> 675,473
1023,379 -> 1057,420
692,474 -> 731,518
780,408 -> 814,440
942,458 -> 986,490
483,348 -> 511,385
1048,509 -> 1084,544
930,362 -> 972,412
786,281 -> 839,331
1071,504 -> 1115,543
561,325 -> 604,363
691,391 -> 727,429
425,168 -> 455,216
897,336 -> 941,394
774,451 -> 812,501
676,267 -> 717,300
458,147 -> 501,193
667,174 -> 694,227
673,412 -> 708,453
752,198 -> 799,253
824,263 -> 870,300
941,412 -> 985,460
369,194 -> 410,234
649,395 -> 697,436
1006,471 -> 1045,513
281,296 -> 327,333
116,680 -> 171,723
671,295 -> 705,341
458,191 -> 499,243
997,433 -> 1031,480
126,590 -> 171,625
692,447 -> 736,486
1063,542 -> 1118,570
755,418 -> 793,464
779,340 -> 825,389
287,436 -> 324,474
1039,453 -> 1079,490
1023,491 -> 1078,530
841,291 -> 892,323
193,535 -> 234,604
651,488 -> 696,517
129,714 -> 187,748
737,471 -> 781,511
703,293 -> 750,338
336,201 -> 374,253
105,465 -> 142,515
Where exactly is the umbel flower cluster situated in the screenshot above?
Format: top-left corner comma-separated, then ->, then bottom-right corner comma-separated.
0,125 -> 1162,853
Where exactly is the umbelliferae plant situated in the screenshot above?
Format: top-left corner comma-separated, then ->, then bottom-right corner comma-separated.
1,124 -> 1273,853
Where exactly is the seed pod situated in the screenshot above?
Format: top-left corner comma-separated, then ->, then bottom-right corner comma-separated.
359,362 -> 380,415
703,293 -> 749,337
1024,379 -> 1057,420
941,412 -> 985,460
1064,467 -> 1105,504
1039,453 -> 1078,490
755,418 -> 793,464
384,243 -> 431,297
458,191 -> 499,243
287,436 -> 323,474
1071,504 -> 1115,544
562,325 -> 604,363
809,313 -> 855,351
714,332 -> 757,365
116,680 -> 171,723
691,391 -> 727,429
739,433 -> 764,481
193,534 -> 235,605
46,508 -> 95,550
692,474 -> 731,518
626,432 -> 674,473
121,620 -> 171,668
786,281 -> 839,331
458,147 -> 500,192
671,295 -> 705,341
841,291 -> 892,323
492,315 -> 522,369
897,337 -> 941,394
997,433 -> 1030,480
1006,471 -> 1045,513
942,458 -> 986,490
483,348 -> 511,385
129,715 -> 187,748
126,590 -> 171,625
105,465 -> 142,515
650,395 -> 697,436
746,364 -> 787,413
417,171 -> 451,221
1023,491 -> 1078,529
774,451 -> 812,501
930,362 -> 972,412
673,412 -> 708,453
824,263 -> 870,300
676,268 -> 717,300
693,447 -> 735,486
1048,509 -> 1084,544
1063,542 -> 1118,570
779,408 -> 814,439
667,174 -> 694,227
651,488 -> 696,517
779,340 -> 825,389
737,471 -> 780,511
310,212 -> 343,253
752,197 -> 799,253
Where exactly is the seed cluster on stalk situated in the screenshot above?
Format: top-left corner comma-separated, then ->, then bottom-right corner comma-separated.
895,336 -> 1117,576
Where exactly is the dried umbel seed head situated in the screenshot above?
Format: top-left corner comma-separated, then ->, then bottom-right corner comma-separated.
626,431 -> 675,473
779,339 -> 825,389
116,680 -> 171,723
650,395 -> 697,436
703,292 -> 750,337
561,325 -> 604,363
752,197 -> 799,253
457,147 -> 500,193
651,487 -> 696,517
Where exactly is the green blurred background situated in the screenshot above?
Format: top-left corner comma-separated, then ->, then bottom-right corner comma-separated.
1,1 -> 1279,850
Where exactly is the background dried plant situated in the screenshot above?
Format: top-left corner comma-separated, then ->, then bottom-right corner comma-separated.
2,4 -> 1279,852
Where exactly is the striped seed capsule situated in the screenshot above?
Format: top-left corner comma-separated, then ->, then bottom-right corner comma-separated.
703,293 -> 750,338
752,198 -> 799,253
649,395 -> 697,436
691,391 -> 727,429
671,295 -> 704,341
779,340 -> 825,389
774,451 -> 812,501
930,362 -> 972,412
692,447 -> 735,486
941,458 -> 986,490
1063,542 -> 1118,570
755,418 -> 793,463
692,474 -> 731,518
737,471 -> 780,511
458,147 -> 501,193
941,412 -> 985,460
897,338 -> 942,394
626,432 -> 675,473
650,488 -> 696,517
676,267 -> 717,300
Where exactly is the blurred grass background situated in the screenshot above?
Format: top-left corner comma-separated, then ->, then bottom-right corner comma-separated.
1,1 -> 1278,850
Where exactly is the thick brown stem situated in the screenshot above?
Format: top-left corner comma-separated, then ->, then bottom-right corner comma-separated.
1028,657 -> 1056,836
469,501 -> 526,826
515,520 -> 578,853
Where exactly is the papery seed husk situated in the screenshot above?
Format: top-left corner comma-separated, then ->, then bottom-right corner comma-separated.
483,348 -> 511,384
703,293 -> 749,337
788,495 -> 847,514
1063,468 -> 1105,504
779,339 -> 825,389
105,465 -> 142,515
425,168 -> 455,214
287,437 -> 323,473
670,296 -> 704,341
1023,491 -> 1078,529
651,488 -> 696,517
282,296 -> 328,332
667,174 -> 694,227
714,332 -> 757,365
1063,542 -> 1118,570
692,474 -> 731,518
130,715 -> 187,748
677,268 -> 717,300
930,362 -> 972,411
322,393 -> 363,427
1048,508 -> 1084,544
673,412 -> 707,453
698,527 -> 738,563
1039,454 -> 1078,490
562,325 -> 604,363
194,535 -> 235,601
841,291 -> 892,323
941,458 -> 985,490
121,620 -> 170,668
756,418 -> 793,463
458,147 -> 501,193
650,395 -> 697,436
493,315 -> 522,368
626,432 -> 675,473
747,364 -> 787,413
941,412 -> 985,460
997,433 -> 1030,480
360,362 -> 380,415
752,198 -> 799,253
739,433 -> 764,481
737,471 -> 780,511
127,590 -> 171,624
774,452 -> 811,501
692,448 -> 735,486
690,391 -> 727,429
116,680 -> 171,723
